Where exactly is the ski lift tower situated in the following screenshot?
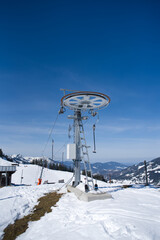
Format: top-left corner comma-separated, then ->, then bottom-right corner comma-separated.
60,91 -> 110,189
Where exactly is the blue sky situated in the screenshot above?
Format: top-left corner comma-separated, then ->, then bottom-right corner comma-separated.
0,0 -> 160,164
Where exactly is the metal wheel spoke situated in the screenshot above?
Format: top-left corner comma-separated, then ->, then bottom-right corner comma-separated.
62,91 -> 110,110
83,95 -> 90,101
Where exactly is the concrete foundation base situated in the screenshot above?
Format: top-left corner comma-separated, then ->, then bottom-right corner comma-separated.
67,185 -> 112,202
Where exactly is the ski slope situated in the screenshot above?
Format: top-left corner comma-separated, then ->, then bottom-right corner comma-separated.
12,163 -> 73,185
0,162 -> 160,240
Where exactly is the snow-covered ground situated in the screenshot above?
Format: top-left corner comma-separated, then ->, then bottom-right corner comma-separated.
0,184 -> 63,238
12,163 -> 73,185
0,157 -> 13,166
17,186 -> 160,240
0,162 -> 160,240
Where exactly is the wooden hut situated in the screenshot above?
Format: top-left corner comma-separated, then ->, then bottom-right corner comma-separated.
0,166 -> 16,186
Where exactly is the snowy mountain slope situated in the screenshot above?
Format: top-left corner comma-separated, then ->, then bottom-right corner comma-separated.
59,160 -> 127,174
0,155 -> 73,185
10,154 -> 45,164
0,181 -> 160,240
4,153 -> 127,175
1,153 -> 51,165
1,153 -> 159,185
91,161 -> 127,175
0,160 -> 160,239
112,157 -> 160,185
0,161 -> 73,239
12,164 -> 73,186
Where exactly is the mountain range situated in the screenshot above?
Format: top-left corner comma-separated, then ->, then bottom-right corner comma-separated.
1,152 -> 160,186
111,157 -> 160,185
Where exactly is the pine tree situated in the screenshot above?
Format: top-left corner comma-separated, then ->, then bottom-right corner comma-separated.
0,149 -> 3,157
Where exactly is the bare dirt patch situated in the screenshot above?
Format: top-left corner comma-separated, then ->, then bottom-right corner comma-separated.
3,191 -> 63,240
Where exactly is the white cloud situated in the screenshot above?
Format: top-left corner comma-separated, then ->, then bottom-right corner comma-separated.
0,123 -> 67,136
96,121 -> 160,134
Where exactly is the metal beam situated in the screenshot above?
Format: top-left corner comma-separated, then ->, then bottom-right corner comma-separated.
73,110 -> 82,187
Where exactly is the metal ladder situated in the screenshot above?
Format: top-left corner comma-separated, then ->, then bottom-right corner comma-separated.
79,120 -> 95,190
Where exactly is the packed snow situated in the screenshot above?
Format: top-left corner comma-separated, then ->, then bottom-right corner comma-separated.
12,163 -> 73,185
17,187 -> 160,240
0,163 -> 160,240
0,157 -> 13,166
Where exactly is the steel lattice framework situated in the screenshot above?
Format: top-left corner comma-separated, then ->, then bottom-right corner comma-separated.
60,91 -> 110,188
